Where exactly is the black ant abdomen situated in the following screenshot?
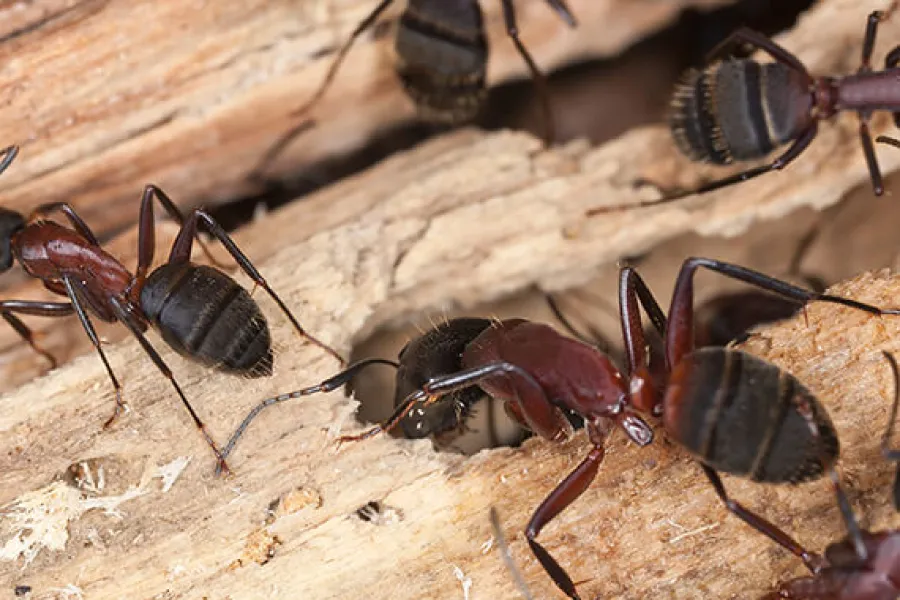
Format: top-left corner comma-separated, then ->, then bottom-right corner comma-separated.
670,61 -> 812,165
394,317 -> 491,438
395,1 -> 488,125
667,347 -> 838,483
140,263 -> 274,377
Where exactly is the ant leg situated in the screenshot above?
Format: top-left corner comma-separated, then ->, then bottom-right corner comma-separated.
246,121 -> 316,183
292,0 -> 393,118
104,294 -> 231,474
135,185 -> 225,282
588,123 -> 818,214
701,465 -> 826,574
879,352 -> 900,510
28,203 -> 100,246
248,0 -> 395,179
0,145 -> 18,177
526,440 -> 605,600
663,257 -> 897,368
787,221 -> 826,293
217,358 -> 399,473
59,277 -> 127,428
704,28 -> 810,79
0,300 -> 75,367
617,267 -> 667,413
861,4 -> 897,72
544,293 -> 612,351
877,134 -> 900,148
500,0 -> 558,145
858,116 -> 885,195
340,361 -> 571,444
792,397 -> 868,562
168,208 -> 346,365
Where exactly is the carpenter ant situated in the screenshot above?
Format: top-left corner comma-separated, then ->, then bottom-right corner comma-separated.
222,256 -> 900,598
0,145 -> 343,473
219,317 -> 529,464
221,295 -> 604,459
588,4 -> 900,215
755,350 -> 900,600
253,0 -> 577,176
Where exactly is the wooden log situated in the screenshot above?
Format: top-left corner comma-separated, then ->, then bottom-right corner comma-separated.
0,0 -> 735,239
2,2 -> 900,596
2,248 -> 900,598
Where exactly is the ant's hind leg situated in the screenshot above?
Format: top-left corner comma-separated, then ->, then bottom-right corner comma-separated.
167,208 -> 346,365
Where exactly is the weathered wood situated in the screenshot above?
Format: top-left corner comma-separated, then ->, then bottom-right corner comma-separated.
0,0 -> 734,239
2,2 -> 900,597
1,0 -> 897,395
2,255 -> 900,598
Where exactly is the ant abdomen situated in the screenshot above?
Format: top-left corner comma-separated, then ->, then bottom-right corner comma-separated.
665,347 -> 838,483
670,60 -> 812,164
395,0 -> 488,125
140,263 -> 273,376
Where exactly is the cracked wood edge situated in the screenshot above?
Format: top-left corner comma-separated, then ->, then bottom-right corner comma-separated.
0,0 -> 897,393
1,1 -> 900,595
0,0 -> 734,238
2,247 -> 900,599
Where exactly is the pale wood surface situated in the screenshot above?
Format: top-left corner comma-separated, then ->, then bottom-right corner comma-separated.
0,0 -> 734,239
2,255 -> 900,599
3,1 -> 900,598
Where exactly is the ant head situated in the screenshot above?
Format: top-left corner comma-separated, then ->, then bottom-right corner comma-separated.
395,318 -> 493,439
0,208 -> 24,272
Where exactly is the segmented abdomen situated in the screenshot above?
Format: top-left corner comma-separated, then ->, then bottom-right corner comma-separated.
140,263 -> 273,376
664,347 -> 838,483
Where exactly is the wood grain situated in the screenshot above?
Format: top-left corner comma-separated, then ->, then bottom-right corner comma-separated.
2,1 -> 900,598
0,0 -> 734,239
2,248 -> 900,599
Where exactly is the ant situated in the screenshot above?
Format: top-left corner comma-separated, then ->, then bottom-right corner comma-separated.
588,3 -> 900,215
220,317 -> 536,463
755,350 -> 900,600
220,256 -> 900,598
219,293 -> 609,461
253,0 -> 577,176
0,145 -> 343,473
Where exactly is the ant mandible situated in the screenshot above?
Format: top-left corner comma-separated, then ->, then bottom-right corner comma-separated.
219,256 -> 900,598
589,3 -> 900,214
756,351 -> 900,600
0,145 -> 344,473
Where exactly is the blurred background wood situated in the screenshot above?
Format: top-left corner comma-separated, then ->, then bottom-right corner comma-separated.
0,0 -> 737,241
